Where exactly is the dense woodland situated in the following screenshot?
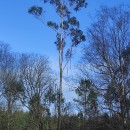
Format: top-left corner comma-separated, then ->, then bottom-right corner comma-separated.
0,1 -> 130,130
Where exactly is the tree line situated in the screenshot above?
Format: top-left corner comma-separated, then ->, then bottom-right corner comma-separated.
0,4 -> 130,130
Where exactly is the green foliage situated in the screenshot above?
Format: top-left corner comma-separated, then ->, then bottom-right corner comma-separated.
0,108 -> 8,130
0,108 -> 28,130
76,80 -> 91,94
47,21 -> 59,30
74,79 -> 98,119
28,6 -> 43,16
12,111 -> 28,130
68,0 -> 87,11
29,0 -> 86,51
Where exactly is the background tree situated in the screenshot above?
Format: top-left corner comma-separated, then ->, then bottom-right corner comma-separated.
74,79 -> 98,130
0,42 -> 23,130
80,5 -> 130,130
18,54 -> 55,130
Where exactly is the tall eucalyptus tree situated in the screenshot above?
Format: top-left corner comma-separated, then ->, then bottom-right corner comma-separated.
28,1 -> 87,129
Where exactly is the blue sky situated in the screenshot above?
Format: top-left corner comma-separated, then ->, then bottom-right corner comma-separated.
0,0 -> 130,102
0,0 -> 129,56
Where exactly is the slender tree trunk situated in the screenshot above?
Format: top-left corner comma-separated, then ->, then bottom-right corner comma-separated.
58,46 -> 63,130
7,98 -> 12,130
54,85 -> 58,130
120,83 -> 127,130
119,53 -> 127,130
84,93 -> 87,130
57,5 -> 64,130
7,114 -> 10,130
39,121 -> 43,130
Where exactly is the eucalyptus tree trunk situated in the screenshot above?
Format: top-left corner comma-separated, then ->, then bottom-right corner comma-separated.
58,14 -> 63,130
58,55 -> 62,130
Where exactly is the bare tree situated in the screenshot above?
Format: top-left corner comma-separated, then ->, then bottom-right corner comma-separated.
80,5 -> 130,130
18,53 -> 55,130
0,42 -> 22,130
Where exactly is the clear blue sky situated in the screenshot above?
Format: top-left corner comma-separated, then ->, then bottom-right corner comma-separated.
0,0 -> 129,56
0,0 -> 130,101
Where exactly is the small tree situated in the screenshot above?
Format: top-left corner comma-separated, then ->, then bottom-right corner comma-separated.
74,79 -> 98,130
